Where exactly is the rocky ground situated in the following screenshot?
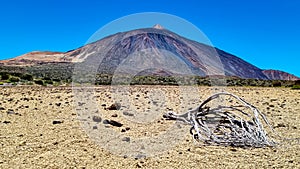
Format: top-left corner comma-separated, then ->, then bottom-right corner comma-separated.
0,86 -> 299,168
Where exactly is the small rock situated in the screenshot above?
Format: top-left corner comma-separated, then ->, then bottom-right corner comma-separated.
52,120 -> 63,124
55,103 -> 61,107
103,119 -> 123,127
122,137 -> 130,142
152,101 -> 158,106
166,108 -> 173,111
108,120 -> 123,127
103,119 -> 110,124
93,126 -> 98,129
7,109 -> 16,115
107,103 -> 121,110
3,121 -> 11,124
125,127 -> 130,131
121,129 -> 126,132
78,102 -> 85,106
92,116 -> 102,122
135,154 -> 146,160
280,104 -> 286,108
275,123 -> 286,128
0,107 -> 5,110
230,148 -> 237,152
123,111 -> 134,116
111,114 -> 118,117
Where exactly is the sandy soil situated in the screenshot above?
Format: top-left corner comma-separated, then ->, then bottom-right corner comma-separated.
0,86 -> 299,168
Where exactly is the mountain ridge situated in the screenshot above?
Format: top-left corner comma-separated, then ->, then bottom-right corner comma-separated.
0,27 -> 298,81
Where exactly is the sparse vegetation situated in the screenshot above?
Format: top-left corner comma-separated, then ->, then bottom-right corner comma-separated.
21,74 -> 33,81
34,79 -> 45,86
9,76 -> 20,83
272,81 -> 282,87
0,72 -> 10,80
291,85 -> 300,90
0,64 -> 298,87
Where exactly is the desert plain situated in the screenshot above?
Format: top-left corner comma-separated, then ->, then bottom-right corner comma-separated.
0,85 -> 299,168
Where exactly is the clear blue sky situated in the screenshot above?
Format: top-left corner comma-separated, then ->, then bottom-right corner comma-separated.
0,0 -> 299,77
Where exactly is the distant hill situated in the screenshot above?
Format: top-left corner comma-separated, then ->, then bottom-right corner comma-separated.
262,70 -> 299,81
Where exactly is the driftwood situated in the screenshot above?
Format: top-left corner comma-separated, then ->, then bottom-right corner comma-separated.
163,92 -> 276,148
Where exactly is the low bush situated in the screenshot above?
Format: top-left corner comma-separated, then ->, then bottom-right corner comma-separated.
34,79 -> 44,85
21,74 -> 33,81
44,80 -> 53,85
0,73 -> 10,80
291,85 -> 300,90
272,81 -> 282,87
9,76 -> 20,83
26,82 -> 34,85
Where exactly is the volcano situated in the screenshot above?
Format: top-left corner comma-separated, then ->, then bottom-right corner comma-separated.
1,25 -> 298,81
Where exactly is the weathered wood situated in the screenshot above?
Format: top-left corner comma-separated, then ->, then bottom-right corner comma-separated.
163,92 -> 276,148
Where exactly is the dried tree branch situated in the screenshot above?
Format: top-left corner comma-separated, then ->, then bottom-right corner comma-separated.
163,92 -> 277,148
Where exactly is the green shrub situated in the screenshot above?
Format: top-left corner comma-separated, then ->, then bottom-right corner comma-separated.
0,82 -> 3,85
42,77 -> 51,81
272,81 -> 282,87
44,80 -> 53,85
53,82 -> 60,87
0,73 -> 10,80
26,82 -> 34,85
21,74 -> 33,81
9,76 -> 20,83
34,79 -> 44,85
292,85 -> 300,90
52,78 -> 61,82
